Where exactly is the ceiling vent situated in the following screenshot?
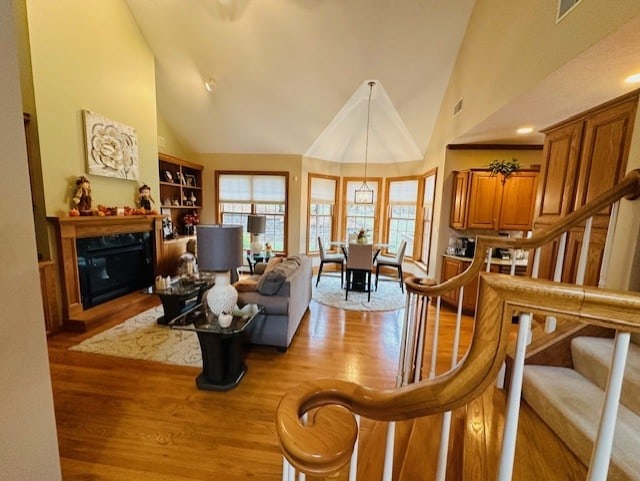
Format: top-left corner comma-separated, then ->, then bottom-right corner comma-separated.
556,0 -> 582,23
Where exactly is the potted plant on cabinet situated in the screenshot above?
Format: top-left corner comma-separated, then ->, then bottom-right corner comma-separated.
489,158 -> 520,183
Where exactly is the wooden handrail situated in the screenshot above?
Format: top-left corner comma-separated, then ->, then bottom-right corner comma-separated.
405,168 -> 640,296
276,274 -> 640,475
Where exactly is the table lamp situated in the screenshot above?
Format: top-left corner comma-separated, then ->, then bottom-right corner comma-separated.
197,225 -> 243,317
247,214 -> 267,255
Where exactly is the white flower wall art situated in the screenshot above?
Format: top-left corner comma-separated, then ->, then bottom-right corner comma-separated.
83,110 -> 139,180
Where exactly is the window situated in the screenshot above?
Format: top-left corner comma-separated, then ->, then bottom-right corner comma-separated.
307,174 -> 338,253
344,179 -> 380,242
420,170 -> 437,273
385,178 -> 418,256
216,172 -> 288,253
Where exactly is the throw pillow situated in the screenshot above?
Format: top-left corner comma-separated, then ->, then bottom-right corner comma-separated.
234,277 -> 259,293
264,256 -> 283,273
256,259 -> 299,295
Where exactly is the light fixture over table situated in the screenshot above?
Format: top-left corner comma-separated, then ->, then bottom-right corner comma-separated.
354,81 -> 376,204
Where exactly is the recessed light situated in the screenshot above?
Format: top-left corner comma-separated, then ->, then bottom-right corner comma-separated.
204,77 -> 217,93
624,73 -> 640,84
517,127 -> 533,134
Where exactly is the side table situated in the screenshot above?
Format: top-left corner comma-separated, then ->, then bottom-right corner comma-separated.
170,303 -> 264,391
144,275 -> 214,325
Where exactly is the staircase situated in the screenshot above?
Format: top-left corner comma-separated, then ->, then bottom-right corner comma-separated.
522,333 -> 640,480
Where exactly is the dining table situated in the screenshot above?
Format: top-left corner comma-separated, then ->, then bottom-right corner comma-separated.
329,241 -> 389,291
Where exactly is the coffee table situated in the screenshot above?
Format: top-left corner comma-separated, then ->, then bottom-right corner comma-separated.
169,303 -> 264,391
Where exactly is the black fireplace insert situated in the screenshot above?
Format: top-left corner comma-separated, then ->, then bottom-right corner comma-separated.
76,232 -> 154,309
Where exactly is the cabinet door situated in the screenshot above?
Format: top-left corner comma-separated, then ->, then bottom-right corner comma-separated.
537,121 -> 583,223
440,257 -> 463,306
463,263 -> 501,313
573,97 -> 637,228
562,227 -> 607,287
498,171 -> 538,230
450,171 -> 469,229
466,172 -> 501,230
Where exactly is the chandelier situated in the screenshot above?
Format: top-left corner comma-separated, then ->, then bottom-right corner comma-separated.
354,81 -> 375,204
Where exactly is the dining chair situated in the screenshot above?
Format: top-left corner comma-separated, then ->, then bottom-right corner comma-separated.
345,243 -> 373,301
316,237 -> 344,288
375,240 -> 407,293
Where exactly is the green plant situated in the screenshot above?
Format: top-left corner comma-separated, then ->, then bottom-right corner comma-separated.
489,158 -> 520,182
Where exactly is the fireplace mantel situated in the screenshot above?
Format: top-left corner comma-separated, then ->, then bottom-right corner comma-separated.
48,215 -> 163,330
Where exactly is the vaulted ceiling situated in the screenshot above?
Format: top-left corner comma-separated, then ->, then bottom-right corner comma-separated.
125,1 -> 640,162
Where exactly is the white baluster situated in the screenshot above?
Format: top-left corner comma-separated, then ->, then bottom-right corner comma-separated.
452,285 -> 464,365
348,414 -> 361,481
282,457 -> 290,481
402,294 -> 419,386
545,233 -> 567,333
382,421 -> 396,481
413,295 -> 428,383
587,331 -> 631,481
396,294 -> 412,387
496,313 -> 532,481
435,411 -> 452,481
429,296 -> 442,379
575,216 -> 593,286
598,201 -> 619,288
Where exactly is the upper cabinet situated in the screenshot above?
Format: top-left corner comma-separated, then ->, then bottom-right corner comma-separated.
537,91 -> 638,229
450,169 -> 539,231
534,90 -> 638,286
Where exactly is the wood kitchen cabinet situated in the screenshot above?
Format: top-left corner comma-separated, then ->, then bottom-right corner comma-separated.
440,256 -> 502,313
450,169 -> 538,230
534,90 -> 638,285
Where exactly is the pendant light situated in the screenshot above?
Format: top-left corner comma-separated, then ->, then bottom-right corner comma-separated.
354,81 -> 375,204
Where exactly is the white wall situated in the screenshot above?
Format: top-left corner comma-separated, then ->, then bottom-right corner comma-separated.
0,2 -> 61,478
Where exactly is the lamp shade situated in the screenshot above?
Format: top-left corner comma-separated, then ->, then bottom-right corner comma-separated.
197,225 -> 243,271
246,214 -> 266,234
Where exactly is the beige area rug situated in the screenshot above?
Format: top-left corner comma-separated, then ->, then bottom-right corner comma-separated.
69,305 -> 201,367
312,273 -> 406,312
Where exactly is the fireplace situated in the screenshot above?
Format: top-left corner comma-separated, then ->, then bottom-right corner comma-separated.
77,232 -> 154,309
49,215 -> 164,331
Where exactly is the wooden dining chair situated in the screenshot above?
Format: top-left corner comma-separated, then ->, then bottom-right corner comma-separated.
375,240 -> 407,293
345,243 -> 373,301
316,237 -> 344,288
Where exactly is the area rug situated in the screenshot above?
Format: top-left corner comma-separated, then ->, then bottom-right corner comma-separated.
69,305 -> 201,367
312,274 -> 406,312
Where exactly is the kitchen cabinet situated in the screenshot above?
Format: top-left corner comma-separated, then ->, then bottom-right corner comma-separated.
439,256 -> 505,313
534,90 -> 638,285
159,153 -> 203,233
450,169 -> 538,231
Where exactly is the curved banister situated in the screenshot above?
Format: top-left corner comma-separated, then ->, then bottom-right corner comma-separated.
405,168 -> 640,296
276,274 -> 640,475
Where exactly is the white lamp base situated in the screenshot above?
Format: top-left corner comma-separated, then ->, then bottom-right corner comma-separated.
250,234 -> 263,255
206,271 -> 238,317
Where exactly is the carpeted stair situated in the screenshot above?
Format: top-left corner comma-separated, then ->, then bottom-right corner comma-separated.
522,334 -> 640,480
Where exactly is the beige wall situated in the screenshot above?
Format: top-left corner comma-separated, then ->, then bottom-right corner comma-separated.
424,1 -> 640,280
1,1 -> 61,478
157,113 -> 191,161
26,0 -> 158,217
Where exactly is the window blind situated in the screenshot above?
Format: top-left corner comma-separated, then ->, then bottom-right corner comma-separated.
389,179 -> 418,204
310,177 -> 336,203
219,174 -> 286,203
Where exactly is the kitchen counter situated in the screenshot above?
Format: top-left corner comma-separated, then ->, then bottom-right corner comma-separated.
442,253 -> 529,268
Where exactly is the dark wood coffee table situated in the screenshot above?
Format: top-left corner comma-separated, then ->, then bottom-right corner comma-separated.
144,275 -> 214,325
169,303 -> 264,391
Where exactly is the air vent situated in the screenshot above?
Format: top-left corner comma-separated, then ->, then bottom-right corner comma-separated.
453,98 -> 463,116
556,0 -> 582,23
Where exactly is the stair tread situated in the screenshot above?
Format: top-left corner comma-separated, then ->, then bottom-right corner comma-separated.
572,336 -> 640,415
523,365 -> 640,481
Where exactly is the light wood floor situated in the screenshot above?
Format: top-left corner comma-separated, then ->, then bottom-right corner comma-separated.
47,295 -> 586,480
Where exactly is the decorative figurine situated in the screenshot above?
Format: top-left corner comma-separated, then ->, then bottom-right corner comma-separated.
137,184 -> 154,211
72,175 -> 92,213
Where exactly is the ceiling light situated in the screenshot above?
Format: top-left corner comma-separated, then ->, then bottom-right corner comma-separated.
204,77 -> 217,93
517,127 -> 533,134
354,81 -> 375,204
624,73 -> 640,84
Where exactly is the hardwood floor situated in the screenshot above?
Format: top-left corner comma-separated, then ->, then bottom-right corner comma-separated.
47,296 -> 585,480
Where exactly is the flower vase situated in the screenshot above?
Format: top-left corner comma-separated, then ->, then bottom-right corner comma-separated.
206,271 -> 238,318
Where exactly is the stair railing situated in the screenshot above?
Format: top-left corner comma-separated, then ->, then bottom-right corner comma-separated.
277,168 -> 640,480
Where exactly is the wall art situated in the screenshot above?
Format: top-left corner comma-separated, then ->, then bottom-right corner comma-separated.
83,110 -> 139,180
